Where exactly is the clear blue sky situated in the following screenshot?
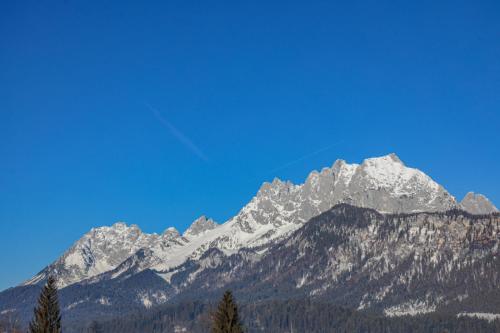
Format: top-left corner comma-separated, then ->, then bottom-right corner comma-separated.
1,0 -> 499,290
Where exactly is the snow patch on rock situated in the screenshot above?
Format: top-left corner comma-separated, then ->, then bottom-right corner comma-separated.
384,300 -> 437,317
457,312 -> 500,322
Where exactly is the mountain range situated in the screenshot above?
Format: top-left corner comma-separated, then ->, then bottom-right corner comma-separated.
0,154 -> 498,331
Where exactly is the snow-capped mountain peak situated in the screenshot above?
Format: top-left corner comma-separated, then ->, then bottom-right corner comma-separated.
23,222 -> 181,288
162,227 -> 180,239
358,154 -> 441,195
20,154 -> 497,289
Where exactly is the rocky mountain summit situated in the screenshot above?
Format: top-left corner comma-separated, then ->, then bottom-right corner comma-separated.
1,154 -> 498,329
20,154 -> 496,289
460,192 -> 498,215
22,222 -> 190,288
231,153 -> 457,234
166,205 -> 500,315
183,216 -> 218,237
1,205 -> 498,331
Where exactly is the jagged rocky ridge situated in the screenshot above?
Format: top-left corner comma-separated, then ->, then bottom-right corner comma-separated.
20,154 -> 497,290
0,154 -> 498,327
167,205 -> 500,315
1,205 -> 498,330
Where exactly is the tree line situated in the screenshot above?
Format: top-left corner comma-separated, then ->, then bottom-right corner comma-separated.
9,277 -> 242,333
5,277 -> 499,333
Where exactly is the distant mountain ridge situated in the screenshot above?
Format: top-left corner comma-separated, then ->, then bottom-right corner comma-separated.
1,153 -> 498,330
1,205 -> 498,332
20,154 -> 497,289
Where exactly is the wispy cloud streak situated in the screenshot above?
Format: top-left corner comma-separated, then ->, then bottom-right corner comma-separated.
145,103 -> 209,162
266,140 -> 344,175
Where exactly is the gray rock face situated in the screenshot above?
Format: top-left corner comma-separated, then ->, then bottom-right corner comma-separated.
2,154 -> 499,328
23,222 -> 187,288
170,205 -> 500,316
17,154 -> 497,290
340,154 -> 456,213
460,192 -> 498,214
232,154 -> 457,233
183,216 -> 218,237
162,227 -> 181,239
4,205 -> 499,329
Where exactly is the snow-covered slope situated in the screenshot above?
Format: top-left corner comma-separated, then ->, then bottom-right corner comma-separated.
21,154 -> 496,288
3,205 -> 499,330
162,205 -> 500,316
23,223 -> 188,288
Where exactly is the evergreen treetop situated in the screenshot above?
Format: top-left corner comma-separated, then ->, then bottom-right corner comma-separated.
29,276 -> 62,333
211,290 -> 244,333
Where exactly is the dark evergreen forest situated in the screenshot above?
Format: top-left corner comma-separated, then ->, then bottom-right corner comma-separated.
76,299 -> 500,333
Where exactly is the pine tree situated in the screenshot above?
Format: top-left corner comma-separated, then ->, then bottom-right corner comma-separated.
29,276 -> 62,333
211,290 -> 244,333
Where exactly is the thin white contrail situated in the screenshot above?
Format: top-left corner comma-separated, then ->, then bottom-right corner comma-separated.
266,140 -> 344,175
145,103 -> 209,162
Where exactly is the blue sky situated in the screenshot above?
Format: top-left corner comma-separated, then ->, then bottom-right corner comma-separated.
0,0 -> 499,290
